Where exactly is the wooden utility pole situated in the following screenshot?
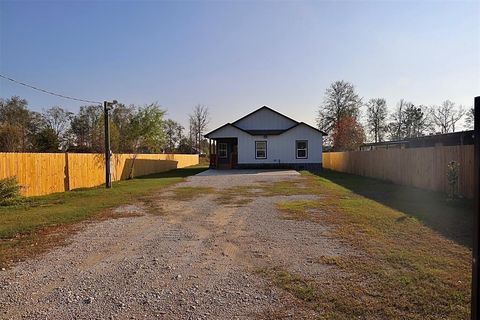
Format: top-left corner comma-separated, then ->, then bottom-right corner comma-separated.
104,100 -> 117,189
473,96 -> 480,320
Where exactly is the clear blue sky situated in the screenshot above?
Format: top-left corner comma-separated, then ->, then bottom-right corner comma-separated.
0,1 -> 479,130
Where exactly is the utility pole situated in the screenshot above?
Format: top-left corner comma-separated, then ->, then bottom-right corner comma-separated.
104,100 -> 117,189
473,96 -> 480,320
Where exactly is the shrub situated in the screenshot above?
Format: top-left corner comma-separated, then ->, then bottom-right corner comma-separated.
446,161 -> 460,199
0,177 -> 23,206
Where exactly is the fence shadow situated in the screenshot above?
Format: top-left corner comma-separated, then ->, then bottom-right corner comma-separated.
135,165 -> 208,179
120,159 -> 178,180
311,170 -> 474,248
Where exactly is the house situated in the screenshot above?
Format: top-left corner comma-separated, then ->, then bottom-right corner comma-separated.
359,130 -> 474,151
204,106 -> 326,170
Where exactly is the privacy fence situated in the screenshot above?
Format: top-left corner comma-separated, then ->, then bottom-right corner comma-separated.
322,145 -> 474,199
0,153 -> 199,197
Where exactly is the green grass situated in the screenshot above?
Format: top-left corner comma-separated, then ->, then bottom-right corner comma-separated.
169,186 -> 215,201
264,170 -> 473,319
258,268 -> 318,302
0,165 -> 207,267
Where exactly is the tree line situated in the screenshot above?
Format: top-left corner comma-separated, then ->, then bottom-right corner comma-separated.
0,96 -> 210,154
317,80 -> 474,151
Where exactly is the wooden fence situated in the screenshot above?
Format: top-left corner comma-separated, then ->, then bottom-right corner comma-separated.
0,153 -> 199,197
322,145 -> 474,199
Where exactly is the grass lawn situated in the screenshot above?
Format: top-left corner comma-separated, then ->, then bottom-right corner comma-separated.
0,165 -> 207,267
265,170 -> 473,319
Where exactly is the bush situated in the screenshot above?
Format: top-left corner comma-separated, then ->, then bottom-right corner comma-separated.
446,161 -> 460,199
0,177 -> 23,206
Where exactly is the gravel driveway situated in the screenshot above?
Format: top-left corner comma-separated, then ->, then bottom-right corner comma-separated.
0,169 -> 345,320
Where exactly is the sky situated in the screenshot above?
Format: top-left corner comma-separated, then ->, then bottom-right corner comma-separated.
0,0 -> 479,131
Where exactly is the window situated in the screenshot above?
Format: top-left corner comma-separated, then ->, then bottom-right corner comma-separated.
255,141 -> 267,159
218,143 -> 227,158
296,140 -> 308,159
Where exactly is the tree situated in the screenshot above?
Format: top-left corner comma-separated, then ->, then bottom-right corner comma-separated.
465,107 -> 474,130
332,116 -> 365,151
316,80 -> 362,134
403,105 -> 430,138
111,104 -> 135,152
430,100 -> 465,134
189,105 -> 209,154
387,99 -> 409,141
164,119 -> 184,152
42,106 -> 73,149
69,105 -> 103,152
127,103 -> 166,153
35,128 -> 60,152
0,123 -> 23,152
124,103 -> 166,178
387,101 -> 430,140
366,98 -> 388,143
0,96 -> 36,151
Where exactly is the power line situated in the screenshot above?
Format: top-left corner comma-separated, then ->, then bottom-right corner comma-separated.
0,73 -> 102,104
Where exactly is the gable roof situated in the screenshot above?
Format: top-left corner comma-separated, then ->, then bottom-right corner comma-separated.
204,106 -> 327,138
204,123 -> 250,138
232,106 -> 299,126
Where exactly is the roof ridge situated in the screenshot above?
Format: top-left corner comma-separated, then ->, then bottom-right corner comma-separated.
232,106 -> 299,125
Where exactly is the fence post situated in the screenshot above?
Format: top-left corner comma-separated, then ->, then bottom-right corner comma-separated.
472,96 -> 480,320
64,152 -> 70,191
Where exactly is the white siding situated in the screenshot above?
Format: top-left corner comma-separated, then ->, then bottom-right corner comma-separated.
234,108 -> 296,130
237,124 -> 323,164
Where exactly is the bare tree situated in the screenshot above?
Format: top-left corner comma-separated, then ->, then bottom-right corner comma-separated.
430,100 -> 465,134
387,99 -> 409,141
387,100 -> 430,140
366,98 -> 388,143
316,80 -> 362,134
189,105 -> 209,154
465,107 -> 474,130
42,106 -> 73,149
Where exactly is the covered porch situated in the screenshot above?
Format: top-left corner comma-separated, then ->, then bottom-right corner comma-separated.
208,138 -> 238,169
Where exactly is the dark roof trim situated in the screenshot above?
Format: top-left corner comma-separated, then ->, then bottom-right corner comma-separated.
232,106 -> 299,126
245,129 -> 287,135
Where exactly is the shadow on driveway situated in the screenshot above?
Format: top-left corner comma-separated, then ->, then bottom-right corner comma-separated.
195,169 -> 300,177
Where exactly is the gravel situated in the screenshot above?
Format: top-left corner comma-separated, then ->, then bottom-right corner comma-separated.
0,169 -> 345,319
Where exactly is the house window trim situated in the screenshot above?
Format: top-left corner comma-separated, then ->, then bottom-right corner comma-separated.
255,140 -> 267,159
218,143 -> 228,159
296,140 -> 308,159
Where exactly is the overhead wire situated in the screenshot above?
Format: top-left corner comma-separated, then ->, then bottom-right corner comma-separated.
0,73 -> 102,105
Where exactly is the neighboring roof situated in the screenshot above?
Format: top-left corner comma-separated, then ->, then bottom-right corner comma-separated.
205,106 -> 327,138
362,140 -> 408,147
361,130 -> 474,149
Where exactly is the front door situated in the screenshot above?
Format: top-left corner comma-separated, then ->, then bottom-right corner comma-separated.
217,142 -> 230,169
216,139 -> 238,169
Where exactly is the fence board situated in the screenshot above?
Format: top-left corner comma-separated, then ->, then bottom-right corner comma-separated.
0,153 -> 199,197
322,145 -> 474,198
